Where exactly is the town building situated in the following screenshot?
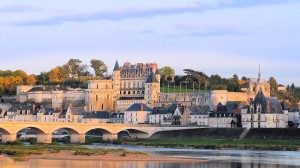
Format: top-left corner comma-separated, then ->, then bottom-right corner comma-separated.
277,84 -> 287,92
150,103 -> 177,125
208,103 -> 238,128
241,91 -> 288,128
159,67 -> 270,111
189,105 -> 210,126
124,103 -> 152,124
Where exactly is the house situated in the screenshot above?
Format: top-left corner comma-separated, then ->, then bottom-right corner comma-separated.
65,104 -> 86,123
1,104 -> 38,122
288,108 -> 300,128
150,103 -> 177,125
82,111 -> 110,124
189,105 -> 210,126
277,84 -> 287,92
241,91 -> 288,128
208,103 -> 238,128
124,103 -> 152,124
172,105 -> 191,126
108,112 -> 124,123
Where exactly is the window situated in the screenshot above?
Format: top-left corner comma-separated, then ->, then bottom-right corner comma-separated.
102,103 -> 104,110
96,95 -> 98,101
97,85 -> 99,89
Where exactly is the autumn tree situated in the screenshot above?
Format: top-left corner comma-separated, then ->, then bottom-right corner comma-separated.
26,75 -> 37,85
90,59 -> 108,78
49,67 -> 62,84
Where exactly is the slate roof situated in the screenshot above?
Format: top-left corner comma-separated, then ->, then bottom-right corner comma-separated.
43,107 -> 54,115
113,60 -> 120,71
69,107 -> 86,115
151,103 -> 177,115
110,112 -> 124,118
126,103 -> 152,112
145,72 -> 159,83
83,111 -> 110,119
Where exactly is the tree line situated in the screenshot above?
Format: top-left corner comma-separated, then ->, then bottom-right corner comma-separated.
0,58 -> 108,96
159,66 -> 300,105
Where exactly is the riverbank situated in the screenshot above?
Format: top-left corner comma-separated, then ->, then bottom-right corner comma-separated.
0,143 -> 205,163
123,138 -> 300,151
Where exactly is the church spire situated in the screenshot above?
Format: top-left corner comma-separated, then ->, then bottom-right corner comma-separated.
258,64 -> 261,82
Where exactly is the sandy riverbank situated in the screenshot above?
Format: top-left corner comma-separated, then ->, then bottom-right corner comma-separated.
1,151 -> 206,163
28,150 -> 205,163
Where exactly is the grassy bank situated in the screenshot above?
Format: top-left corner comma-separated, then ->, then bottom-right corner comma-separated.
0,142 -> 146,160
123,138 -> 300,151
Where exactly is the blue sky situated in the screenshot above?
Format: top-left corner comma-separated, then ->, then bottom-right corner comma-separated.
0,0 -> 299,85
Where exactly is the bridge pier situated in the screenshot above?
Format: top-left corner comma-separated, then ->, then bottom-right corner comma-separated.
2,134 -> 17,143
37,134 -> 52,144
70,134 -> 85,144
103,133 -> 118,141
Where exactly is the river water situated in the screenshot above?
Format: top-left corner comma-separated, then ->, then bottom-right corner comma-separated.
1,144 -> 299,168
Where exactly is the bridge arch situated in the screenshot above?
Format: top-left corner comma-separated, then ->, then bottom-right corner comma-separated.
85,127 -> 113,143
117,129 -> 149,139
51,127 -> 81,143
0,127 -> 11,135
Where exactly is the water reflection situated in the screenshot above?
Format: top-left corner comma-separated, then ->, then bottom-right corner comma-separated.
0,159 -> 298,168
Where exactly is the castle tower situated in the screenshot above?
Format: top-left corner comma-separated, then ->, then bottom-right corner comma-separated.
155,69 -> 161,83
144,72 -> 160,107
112,60 -> 121,100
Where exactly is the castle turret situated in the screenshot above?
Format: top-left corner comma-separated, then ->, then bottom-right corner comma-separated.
112,60 -> 121,100
144,72 -> 160,107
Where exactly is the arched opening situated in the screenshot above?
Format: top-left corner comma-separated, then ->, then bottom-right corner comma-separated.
0,127 -> 11,142
117,129 -> 149,139
52,128 -> 80,143
16,127 -> 46,144
85,128 -> 112,144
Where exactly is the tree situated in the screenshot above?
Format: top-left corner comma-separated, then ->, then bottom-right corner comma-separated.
49,67 -> 62,84
183,69 -> 209,89
233,74 -> 239,81
291,83 -> 296,92
36,72 -> 50,85
90,59 -> 108,78
26,75 -> 37,85
269,77 -> 278,97
159,66 -> 175,81
66,59 -> 82,78
0,85 -> 3,97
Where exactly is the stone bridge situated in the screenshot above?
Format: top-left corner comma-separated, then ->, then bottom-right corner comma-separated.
0,122 -> 200,143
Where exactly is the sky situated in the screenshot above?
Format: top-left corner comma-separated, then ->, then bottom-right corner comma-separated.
0,0 -> 299,85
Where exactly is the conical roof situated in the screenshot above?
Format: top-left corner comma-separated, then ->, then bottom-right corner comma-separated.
113,60 -> 120,71
145,72 -> 159,83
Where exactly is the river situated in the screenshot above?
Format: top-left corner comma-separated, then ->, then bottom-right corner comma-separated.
1,144 -> 299,168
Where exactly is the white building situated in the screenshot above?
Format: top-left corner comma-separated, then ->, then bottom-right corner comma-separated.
288,109 -> 300,128
241,91 -> 288,128
189,112 -> 209,126
124,103 -> 152,124
149,104 -> 177,125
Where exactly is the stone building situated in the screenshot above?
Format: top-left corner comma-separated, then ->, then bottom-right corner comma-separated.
158,67 -> 270,111
86,61 -> 160,112
15,61 -> 161,112
124,103 -> 152,124
241,91 -> 288,128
